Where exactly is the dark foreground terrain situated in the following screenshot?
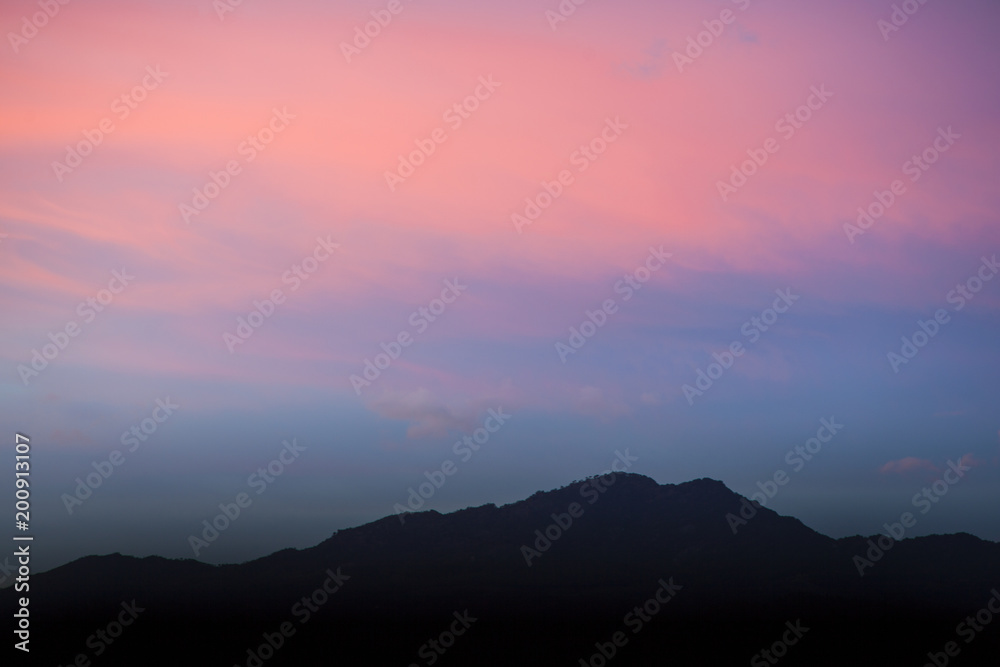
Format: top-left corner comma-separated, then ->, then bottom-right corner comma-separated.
6,474 -> 999,665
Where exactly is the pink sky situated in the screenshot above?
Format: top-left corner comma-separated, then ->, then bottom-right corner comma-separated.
3,0 -> 1000,570
0,0 -> 996,427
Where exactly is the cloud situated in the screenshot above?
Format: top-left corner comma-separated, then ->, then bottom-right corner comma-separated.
879,452 -> 996,477
958,452 -> 989,470
573,386 -> 630,420
366,387 -> 477,439
364,385 -> 524,440
879,457 -> 939,475
618,38 -> 667,79
932,409 -> 969,417
639,392 -> 661,406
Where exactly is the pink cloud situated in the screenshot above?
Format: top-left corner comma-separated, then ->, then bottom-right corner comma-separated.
573,386 -> 631,421
958,453 -> 989,470
879,457 -> 939,475
366,387 -> 470,439
639,392 -> 661,406
364,387 -> 519,440
880,453 -> 996,477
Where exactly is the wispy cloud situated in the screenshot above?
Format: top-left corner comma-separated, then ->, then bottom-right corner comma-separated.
879,457 -> 938,475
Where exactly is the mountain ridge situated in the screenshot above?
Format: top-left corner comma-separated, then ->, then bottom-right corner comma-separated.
6,473 -> 999,665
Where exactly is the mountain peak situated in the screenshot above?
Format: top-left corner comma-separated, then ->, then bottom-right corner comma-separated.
7,474 -> 1000,665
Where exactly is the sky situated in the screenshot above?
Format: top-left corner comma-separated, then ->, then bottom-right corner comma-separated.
1,0 -> 998,573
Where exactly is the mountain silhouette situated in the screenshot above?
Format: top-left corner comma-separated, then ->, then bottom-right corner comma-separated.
6,473 -> 999,665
